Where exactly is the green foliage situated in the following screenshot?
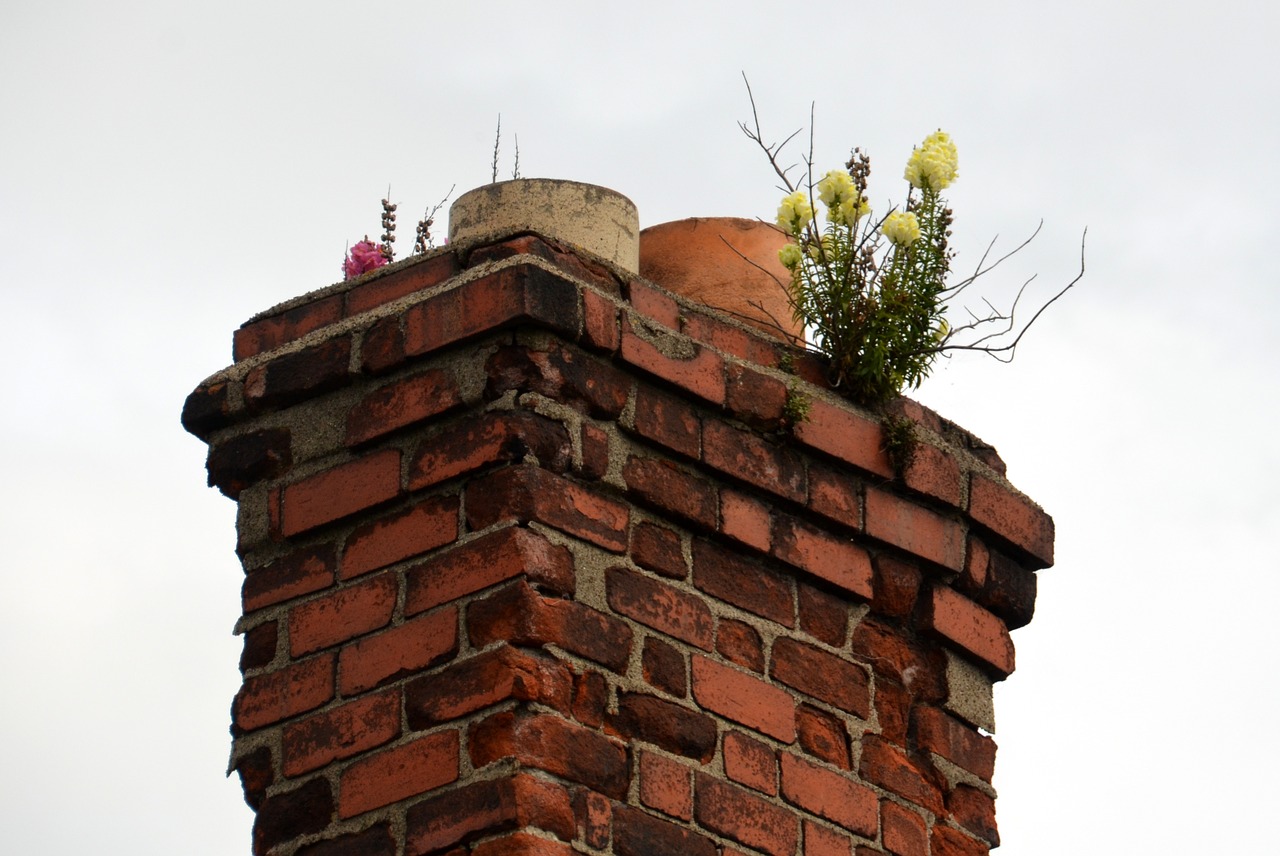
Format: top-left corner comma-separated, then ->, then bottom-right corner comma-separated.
880,413 -> 918,477
782,387 -> 812,428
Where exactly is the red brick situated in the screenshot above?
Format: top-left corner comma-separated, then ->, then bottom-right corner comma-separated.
866,487 -> 965,571
695,773 -> 799,856
338,606 -> 459,695
621,319 -> 726,405
913,706 -> 996,781
345,252 -> 461,316
295,822 -> 395,856
608,692 -> 717,761
614,803 -> 718,856
404,774 -> 575,856
289,573 -> 397,657
468,234 -> 621,292
771,637 -> 870,719
404,526 -> 574,614
804,821 -> 853,856
875,682 -> 912,747
948,785 -> 999,846
628,279 -> 682,328
720,487 -> 773,553
240,621 -> 278,672
606,566 -> 714,649
181,379 -> 235,440
466,465 -> 630,552
925,586 -> 1015,677
968,474 -> 1054,568
631,384 -> 701,459
881,800 -> 928,856
206,427 -> 293,499
850,618 -> 945,702
235,294 -> 343,361
468,580 -> 634,673
468,710 -> 628,798
904,441 -> 963,507
281,449 -> 401,537
691,654 -> 795,741
796,704 -> 851,770
858,735 -> 944,815
344,368 -> 463,446
338,730 -> 460,818
341,495 -> 459,580
960,537 -> 990,593
243,545 -> 336,612
931,825 -> 989,856
282,689 -> 401,776
486,342 -> 630,419
405,645 -> 572,727
870,555 -> 923,619
582,287 -> 621,352
409,411 -> 572,490
575,789 -> 611,850
643,635 -> 688,696
245,336 -> 353,410
692,538 -> 794,626
402,264 -> 581,357
580,422 -> 611,480
723,730 -> 777,794
772,515 -> 873,600
807,463 -> 862,530
622,456 -> 718,531
233,654 -> 335,732
704,418 -> 806,502
780,752 -> 878,838
973,549 -> 1037,630
798,581 -> 850,647
572,669 -> 608,727
680,310 -> 781,368
470,832 -> 576,856
793,398 -> 893,478
716,618 -> 765,672
640,751 -> 694,819
253,776 -> 334,855
359,315 -> 404,374
630,521 -> 686,579
725,363 -> 788,428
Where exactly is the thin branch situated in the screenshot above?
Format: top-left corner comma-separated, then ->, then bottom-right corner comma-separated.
491,114 -> 501,184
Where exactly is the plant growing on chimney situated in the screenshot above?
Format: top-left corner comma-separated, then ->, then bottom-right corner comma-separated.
742,78 -> 1084,407
343,185 -> 455,280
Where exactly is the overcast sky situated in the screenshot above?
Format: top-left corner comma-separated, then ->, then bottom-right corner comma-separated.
3,1 -> 1278,853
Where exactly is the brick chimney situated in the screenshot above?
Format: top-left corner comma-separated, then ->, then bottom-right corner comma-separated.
183,179 -> 1052,856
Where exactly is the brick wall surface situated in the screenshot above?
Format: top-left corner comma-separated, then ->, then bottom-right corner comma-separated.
184,231 -> 1053,856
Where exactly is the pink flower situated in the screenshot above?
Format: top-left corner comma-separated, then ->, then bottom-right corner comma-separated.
342,239 -> 388,280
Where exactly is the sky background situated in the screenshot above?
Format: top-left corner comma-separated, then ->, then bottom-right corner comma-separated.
2,1 -> 1277,853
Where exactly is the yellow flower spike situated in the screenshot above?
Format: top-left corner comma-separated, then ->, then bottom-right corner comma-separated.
882,211 -> 921,246
778,243 -> 803,270
904,130 -> 959,191
776,191 -> 814,236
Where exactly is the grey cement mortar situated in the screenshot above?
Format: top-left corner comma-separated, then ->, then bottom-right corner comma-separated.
944,649 -> 997,734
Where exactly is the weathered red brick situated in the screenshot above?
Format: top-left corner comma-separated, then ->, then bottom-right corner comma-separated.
289,573 -> 397,656
359,314 -> 404,375
796,704 -> 851,770
405,645 -> 572,727
486,342 -> 630,419
245,336 -> 353,411
345,252 -> 461,317
282,689 -> 401,776
725,363 -> 788,428
622,456 -> 718,531
253,776 -> 334,855
639,751 -> 693,820
582,287 -> 621,352
931,825 -> 989,856
716,618 -> 765,673
243,544 -> 336,612
608,692 -> 717,761
720,487 -> 773,554
580,422 -> 611,480
904,440 -> 963,507
968,474 -> 1054,568
870,555 -> 923,619
606,566 -> 714,650
691,654 -> 796,741
865,487 -> 965,572
295,822 -> 396,856
804,821 -> 854,856
692,538 -> 794,627
770,637 -> 870,719
621,319 -> 726,405
338,606 -> 459,695
793,397 -> 893,478
466,465 -> 630,552
338,730 -> 459,818
575,789 -> 611,851
680,310 -> 781,368
948,785 -> 999,846
403,526 -> 574,614
642,635 -> 688,696
631,383 -> 702,459
772,515 -> 873,600
695,773 -> 799,856
233,654 -> 335,732
468,580 -> 634,673
925,586 -> 1015,677
798,581 -> 850,647
780,752 -> 878,838
344,367 -> 463,445
240,621 -> 278,672
806,462 -> 862,530
913,706 -> 996,781
630,521 -> 686,579
280,449 -> 401,537
468,710 -> 628,798
404,774 -> 575,856
614,803 -> 718,856
340,494 -> 459,580
207,427 -> 293,499
628,279 -> 682,328
873,680 -> 911,747
408,411 -> 572,490
468,234 -> 621,293
850,617 -> 944,702
858,735 -> 944,815
235,294 -> 343,362
470,832 -> 576,856
723,730 -> 778,794
972,549 -> 1037,630
881,800 -> 928,856
704,418 -> 806,502
181,379 -> 236,440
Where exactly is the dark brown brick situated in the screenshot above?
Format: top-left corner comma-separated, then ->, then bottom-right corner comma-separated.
207,428 -> 293,498
798,581 -> 850,647
468,710 -> 628,799
695,774 -> 798,856
404,774 -> 575,856
622,456 -> 718,531
245,336 -> 353,411
408,411 -> 572,490
405,645 -> 572,728
344,368 -> 463,446
692,538 -> 793,627
607,566 -> 714,650
295,823 -> 396,856
631,521 -> 686,579
345,252 -> 461,316
770,637 -> 870,719
630,384 -> 701,459
466,465 -> 630,553
239,621 -> 277,672
253,776 -> 334,854
486,342 -> 630,418
643,635 -> 688,696
715,618 -> 764,673
609,692 -> 717,761
614,803 -> 717,856
235,294 -> 344,362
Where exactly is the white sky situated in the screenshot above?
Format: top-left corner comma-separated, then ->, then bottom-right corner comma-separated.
2,1 -> 1277,853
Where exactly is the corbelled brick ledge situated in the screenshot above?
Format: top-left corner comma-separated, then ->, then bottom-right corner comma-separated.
184,229 -> 1052,856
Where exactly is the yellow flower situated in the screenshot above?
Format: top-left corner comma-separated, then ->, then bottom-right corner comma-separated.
904,130 -> 958,191
817,169 -> 855,207
934,318 -> 950,343
778,243 -> 803,270
834,194 -> 871,226
776,191 -> 814,236
882,211 -> 921,246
